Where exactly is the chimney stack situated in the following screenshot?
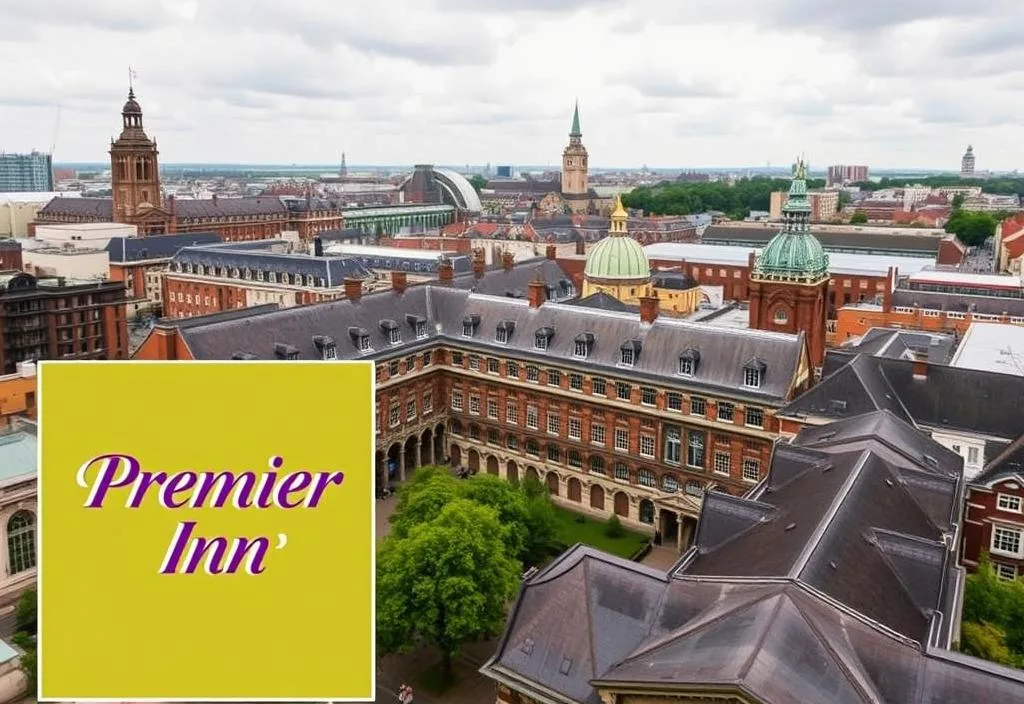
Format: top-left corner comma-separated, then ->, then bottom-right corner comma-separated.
575,238 -> 585,256
438,257 -> 454,286
501,250 -> 515,271
212,193 -> 218,205
912,358 -> 928,380
528,276 -> 547,309
639,294 -> 659,324
344,277 -> 363,302
391,270 -> 408,295
546,244 -> 557,261
472,248 -> 486,278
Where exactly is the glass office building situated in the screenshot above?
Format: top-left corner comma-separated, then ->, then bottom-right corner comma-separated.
0,152 -> 54,192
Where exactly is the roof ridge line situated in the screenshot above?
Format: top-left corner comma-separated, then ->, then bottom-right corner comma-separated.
738,592 -> 786,680
864,529 -> 934,630
789,450 -> 872,579
875,360 -> 917,427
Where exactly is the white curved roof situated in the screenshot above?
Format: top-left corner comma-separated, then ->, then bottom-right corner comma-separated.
432,167 -> 483,213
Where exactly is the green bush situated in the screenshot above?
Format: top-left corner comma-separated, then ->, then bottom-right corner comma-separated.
605,515 -> 625,538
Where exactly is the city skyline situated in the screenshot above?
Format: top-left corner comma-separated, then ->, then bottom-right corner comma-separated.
1,1 -> 1023,169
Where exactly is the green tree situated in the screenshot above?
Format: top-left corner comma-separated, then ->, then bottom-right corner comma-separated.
961,552 -> 1024,665
951,193 -> 966,210
377,499 -> 521,683
945,210 -> 998,247
961,621 -> 1016,666
468,174 -> 488,194
389,467 -> 461,539
850,210 -> 868,224
12,588 -> 36,693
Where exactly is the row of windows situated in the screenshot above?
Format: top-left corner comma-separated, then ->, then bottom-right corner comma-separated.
172,261 -> 330,288
386,392 -> 434,427
449,365 -> 766,430
377,351 -> 433,380
450,420 -> 762,484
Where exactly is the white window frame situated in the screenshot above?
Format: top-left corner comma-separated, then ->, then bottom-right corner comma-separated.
992,525 -> 1023,558
743,367 -> 761,388
998,494 -> 1023,513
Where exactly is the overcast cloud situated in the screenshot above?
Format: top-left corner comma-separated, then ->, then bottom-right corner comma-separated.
1,0 -> 1022,170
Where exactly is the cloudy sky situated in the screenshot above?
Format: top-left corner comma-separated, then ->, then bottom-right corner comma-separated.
1,0 -> 1022,170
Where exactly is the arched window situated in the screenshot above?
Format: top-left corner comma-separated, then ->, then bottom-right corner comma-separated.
449,419 -> 462,436
685,480 -> 704,497
637,468 -> 656,488
662,474 -> 679,493
639,499 -> 655,525
589,456 -> 606,475
7,511 -> 36,575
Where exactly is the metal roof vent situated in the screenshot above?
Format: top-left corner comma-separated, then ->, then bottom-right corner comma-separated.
828,561 -> 838,570
559,657 -> 573,676
785,523 -> 797,532
520,638 -> 534,656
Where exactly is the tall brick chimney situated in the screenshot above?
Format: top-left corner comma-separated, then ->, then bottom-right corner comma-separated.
528,276 -> 547,309
639,294 -> 659,324
546,244 -> 557,261
391,270 -> 408,295
912,358 -> 928,380
438,257 -> 454,285
575,238 -> 585,256
344,277 -> 363,301
473,248 -> 486,278
501,250 -> 515,271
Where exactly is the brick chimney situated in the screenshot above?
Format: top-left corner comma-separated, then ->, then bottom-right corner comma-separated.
438,257 -> 454,285
391,270 -> 408,295
501,250 -> 515,271
473,248 -> 486,278
912,358 -> 928,380
575,238 -> 585,256
344,277 -> 363,301
639,294 -> 659,324
212,193 -> 218,205
528,276 -> 547,309
546,244 -> 557,260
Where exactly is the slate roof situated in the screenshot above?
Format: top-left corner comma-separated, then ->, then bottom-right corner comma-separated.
105,232 -> 223,263
483,544 -> 1024,704
971,432 -> 1024,487
891,288 -> 1024,317
841,327 -> 956,365
562,291 -> 637,313
38,197 -> 113,219
452,259 -> 575,300
172,197 -> 290,219
781,354 -> 1024,440
704,224 -> 944,255
168,265 -> 806,404
170,242 -> 370,284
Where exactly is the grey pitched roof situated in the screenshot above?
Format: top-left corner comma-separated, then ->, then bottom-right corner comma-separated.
783,353 -> 1024,440
682,410 -> 962,645
891,288 -> 1024,317
562,291 -> 637,313
173,197 -> 290,219
171,243 -> 370,283
482,546 -> 1024,704
704,224 -> 944,255
842,327 -> 956,365
38,197 -> 113,219
175,274 -> 806,403
452,259 -> 575,300
972,432 -> 1024,487
106,232 -> 222,263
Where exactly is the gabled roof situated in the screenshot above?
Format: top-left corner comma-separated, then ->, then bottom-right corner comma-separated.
779,353 -> 913,423
683,410 -> 961,645
482,544 -> 1024,704
38,197 -> 113,219
562,291 -> 636,313
173,196 -> 290,219
105,232 -> 222,263
972,431 -> 1024,487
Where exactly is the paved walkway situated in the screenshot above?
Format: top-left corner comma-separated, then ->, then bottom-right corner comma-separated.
642,545 -> 683,571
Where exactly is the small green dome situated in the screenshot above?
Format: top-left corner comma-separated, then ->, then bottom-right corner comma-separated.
753,231 -> 829,282
584,235 -> 650,281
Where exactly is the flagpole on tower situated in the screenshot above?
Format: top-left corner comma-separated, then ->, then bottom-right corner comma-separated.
128,65 -> 136,92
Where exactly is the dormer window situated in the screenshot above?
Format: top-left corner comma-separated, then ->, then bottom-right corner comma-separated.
462,314 -> 481,337
313,335 -> 337,361
496,321 -> 515,344
268,272 -> 277,283
273,343 -> 299,360
620,340 -> 641,367
415,322 -> 426,338
405,314 -> 428,339
573,332 -> 594,359
743,358 -> 767,388
348,326 -> 372,353
380,320 -> 401,345
535,327 -> 554,351
678,348 -> 701,377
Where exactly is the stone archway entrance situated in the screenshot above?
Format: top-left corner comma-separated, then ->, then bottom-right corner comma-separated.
434,423 -> 446,464
567,477 -> 582,503
613,491 -> 629,518
526,466 -> 539,483
660,510 -> 680,549
486,455 -> 499,475
419,429 -> 433,467
403,436 -> 418,480
546,472 -> 560,496
387,443 -> 401,485
590,484 -> 605,511
450,444 -> 462,467
506,460 -> 519,483
467,449 -> 480,473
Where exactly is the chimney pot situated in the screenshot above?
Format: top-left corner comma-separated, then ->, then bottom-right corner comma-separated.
501,250 -> 515,271
344,277 -> 363,302
473,248 -> 486,278
438,258 -> 454,285
640,294 -> 659,324
546,244 -> 557,260
391,270 -> 408,294
528,278 -> 547,309
575,239 -> 585,256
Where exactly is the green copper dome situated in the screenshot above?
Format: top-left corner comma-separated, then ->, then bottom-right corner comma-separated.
584,235 -> 650,281
751,160 -> 829,283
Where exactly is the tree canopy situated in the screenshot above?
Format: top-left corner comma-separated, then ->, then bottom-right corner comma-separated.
622,177 -> 826,220
960,553 -> 1024,667
377,498 -> 520,681
944,209 -> 999,247
854,175 -> 1024,198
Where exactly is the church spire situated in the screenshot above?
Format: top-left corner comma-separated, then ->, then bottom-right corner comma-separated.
609,194 -> 628,235
570,100 -> 581,137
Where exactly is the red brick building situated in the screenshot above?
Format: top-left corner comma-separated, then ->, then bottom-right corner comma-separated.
0,241 -> 23,272
0,272 -> 128,373
135,255 -> 812,551
33,88 -> 344,242
963,438 -> 1024,580
105,232 -> 222,313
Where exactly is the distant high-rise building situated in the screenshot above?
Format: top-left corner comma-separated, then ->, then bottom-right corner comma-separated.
961,145 -> 976,178
339,152 -> 348,178
826,164 -> 869,187
0,151 -> 54,192
496,165 -> 513,178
